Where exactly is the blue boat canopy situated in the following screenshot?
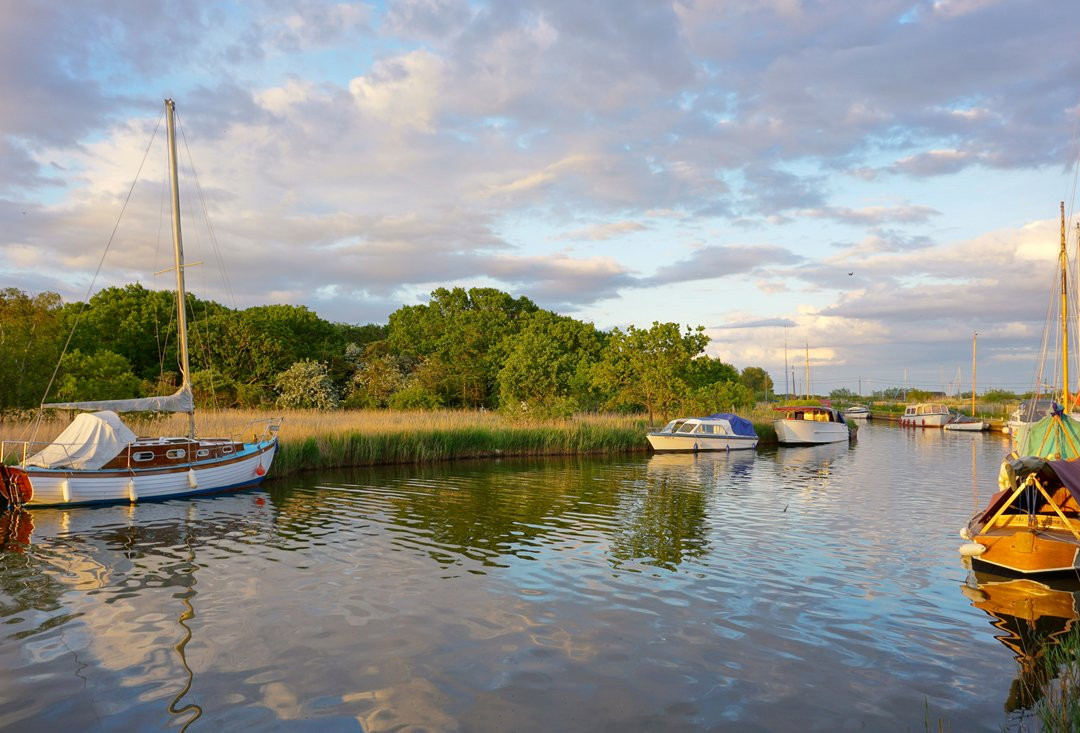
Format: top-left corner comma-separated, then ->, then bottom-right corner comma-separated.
704,413 -> 757,437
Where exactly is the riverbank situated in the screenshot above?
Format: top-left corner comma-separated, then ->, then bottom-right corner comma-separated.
0,408 -> 789,477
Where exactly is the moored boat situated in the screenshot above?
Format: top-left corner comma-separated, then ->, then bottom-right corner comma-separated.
961,204 -> 1080,576
0,100 -> 281,508
773,405 -> 853,445
842,404 -> 870,420
943,414 -> 988,431
899,403 -> 951,428
646,413 -> 758,451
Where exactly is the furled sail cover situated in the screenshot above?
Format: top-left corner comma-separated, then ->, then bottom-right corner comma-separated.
704,413 -> 757,437
26,410 -> 138,470
1016,411 -> 1080,461
43,385 -> 194,414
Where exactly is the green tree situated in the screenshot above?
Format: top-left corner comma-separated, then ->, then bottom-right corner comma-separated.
685,356 -> 739,388
681,381 -> 755,415
0,288 -> 66,408
592,322 -> 709,424
497,311 -> 604,418
190,369 -> 239,409
829,387 -> 856,400
345,347 -> 407,408
274,360 -> 340,410
52,349 -> 142,402
386,287 -> 538,407
740,366 -> 774,395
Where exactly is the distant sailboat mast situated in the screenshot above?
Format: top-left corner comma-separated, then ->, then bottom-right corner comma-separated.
971,331 -> 977,417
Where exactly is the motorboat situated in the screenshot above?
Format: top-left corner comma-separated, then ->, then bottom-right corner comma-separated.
842,404 -> 870,420
772,406 -> 853,445
899,403 -> 951,428
943,414 -> 988,432
646,413 -> 758,452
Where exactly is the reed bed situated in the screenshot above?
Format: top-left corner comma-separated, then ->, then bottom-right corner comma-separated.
0,409 -> 652,476
1035,629 -> 1080,732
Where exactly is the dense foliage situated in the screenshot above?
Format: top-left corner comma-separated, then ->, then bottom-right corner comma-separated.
0,285 -> 769,420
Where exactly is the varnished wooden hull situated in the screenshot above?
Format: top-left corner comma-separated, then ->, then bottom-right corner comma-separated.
971,524 -> 1080,576
12,439 -> 277,507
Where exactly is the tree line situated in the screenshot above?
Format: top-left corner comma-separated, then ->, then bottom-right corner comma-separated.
0,285 -> 774,420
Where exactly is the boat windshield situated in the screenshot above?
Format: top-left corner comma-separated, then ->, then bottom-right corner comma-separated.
677,422 -> 700,433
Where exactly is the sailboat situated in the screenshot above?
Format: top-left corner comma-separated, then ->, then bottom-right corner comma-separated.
0,100 -> 280,508
961,204 -> 1080,575
944,331 -> 988,431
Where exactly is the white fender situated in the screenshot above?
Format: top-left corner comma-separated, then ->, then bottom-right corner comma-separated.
127,478 -> 138,503
959,527 -> 971,540
958,542 -> 987,556
60,479 -> 70,503
187,469 -> 198,489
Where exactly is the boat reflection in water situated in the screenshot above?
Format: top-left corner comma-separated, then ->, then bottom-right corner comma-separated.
960,569 -> 1080,713
0,503 -> 221,730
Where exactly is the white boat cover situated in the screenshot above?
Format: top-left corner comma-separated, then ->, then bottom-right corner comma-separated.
26,410 -> 138,470
43,385 -> 194,414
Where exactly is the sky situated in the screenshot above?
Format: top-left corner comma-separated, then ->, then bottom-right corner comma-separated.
4,0 -> 1080,397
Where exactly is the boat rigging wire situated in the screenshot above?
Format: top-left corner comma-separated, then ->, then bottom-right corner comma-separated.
27,109 -> 165,444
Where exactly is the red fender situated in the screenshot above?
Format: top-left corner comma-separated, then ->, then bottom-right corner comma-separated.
0,466 -> 33,505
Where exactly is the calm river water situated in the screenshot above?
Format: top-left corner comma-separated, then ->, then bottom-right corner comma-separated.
0,421 -> 1067,731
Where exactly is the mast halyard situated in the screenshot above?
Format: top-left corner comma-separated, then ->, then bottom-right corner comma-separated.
165,99 -> 196,439
1061,201 -> 1070,413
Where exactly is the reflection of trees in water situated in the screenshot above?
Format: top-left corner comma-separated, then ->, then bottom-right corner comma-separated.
265,456 -> 713,571
962,573 -> 1080,716
608,482 -> 708,571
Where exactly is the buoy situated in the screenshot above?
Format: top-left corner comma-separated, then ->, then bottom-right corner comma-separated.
187,469 -> 198,489
255,463 -> 266,476
127,478 -> 138,503
958,542 -> 987,556
60,479 -> 70,503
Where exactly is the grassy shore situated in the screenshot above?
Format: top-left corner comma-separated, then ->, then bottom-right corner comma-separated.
0,407 -> 786,476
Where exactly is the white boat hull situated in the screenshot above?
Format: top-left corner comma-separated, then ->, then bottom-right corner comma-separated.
773,419 -> 850,445
646,433 -> 758,451
899,414 -> 950,427
943,421 -> 987,432
17,440 -> 277,507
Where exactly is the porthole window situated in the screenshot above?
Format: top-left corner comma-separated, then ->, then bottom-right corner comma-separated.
196,449 -> 210,458
166,449 -> 186,460
132,451 -> 155,462
221,446 -> 234,454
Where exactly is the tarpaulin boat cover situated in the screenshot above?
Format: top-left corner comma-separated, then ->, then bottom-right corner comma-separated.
1016,411 -> 1080,460
704,413 -> 757,438
25,410 -> 137,470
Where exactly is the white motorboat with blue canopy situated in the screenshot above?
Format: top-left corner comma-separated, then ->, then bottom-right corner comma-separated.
647,413 -> 759,451
0,100 -> 281,508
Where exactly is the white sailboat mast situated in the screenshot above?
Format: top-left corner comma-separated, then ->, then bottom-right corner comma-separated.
165,99 -> 196,439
